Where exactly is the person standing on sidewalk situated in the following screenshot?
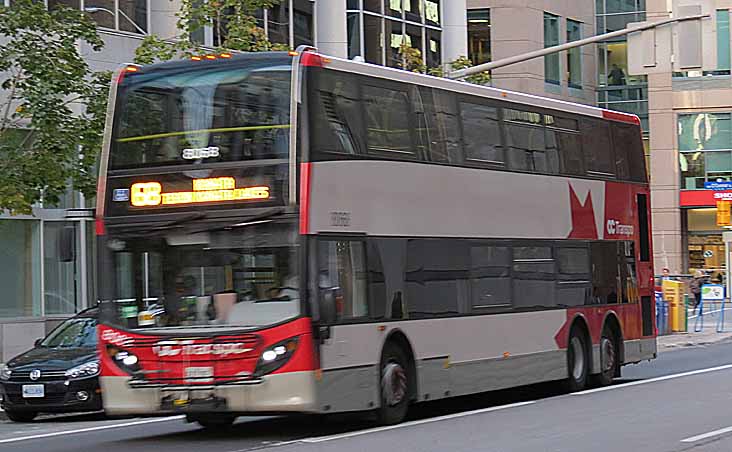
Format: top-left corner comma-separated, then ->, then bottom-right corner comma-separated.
690,270 -> 705,309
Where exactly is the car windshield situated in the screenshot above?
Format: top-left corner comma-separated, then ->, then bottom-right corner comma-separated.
101,217 -> 300,330
41,317 -> 97,348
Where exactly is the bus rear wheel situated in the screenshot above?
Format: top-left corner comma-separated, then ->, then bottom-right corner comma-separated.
377,341 -> 410,425
595,327 -> 619,386
566,327 -> 589,392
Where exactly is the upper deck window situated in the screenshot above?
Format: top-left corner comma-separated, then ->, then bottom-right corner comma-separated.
111,58 -> 291,170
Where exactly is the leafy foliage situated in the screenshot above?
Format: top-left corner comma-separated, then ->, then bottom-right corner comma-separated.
396,43 -> 491,85
0,0 -> 109,214
135,0 -> 286,65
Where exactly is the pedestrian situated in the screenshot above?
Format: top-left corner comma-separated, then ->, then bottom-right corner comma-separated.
690,270 -> 705,308
609,64 -> 626,85
661,268 -> 671,281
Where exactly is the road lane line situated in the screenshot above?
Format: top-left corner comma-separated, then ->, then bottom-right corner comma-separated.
299,400 -> 536,443
572,363 -> 732,396
681,426 -> 732,443
0,415 -> 185,444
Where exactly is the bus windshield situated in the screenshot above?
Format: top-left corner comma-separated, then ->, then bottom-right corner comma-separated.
101,218 -> 300,331
112,55 -> 292,170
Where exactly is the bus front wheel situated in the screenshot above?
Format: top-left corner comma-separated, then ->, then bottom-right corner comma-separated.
566,327 -> 589,392
377,341 -> 410,425
187,413 -> 236,430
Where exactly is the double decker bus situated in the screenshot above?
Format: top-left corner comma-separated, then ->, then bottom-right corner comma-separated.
97,48 -> 656,427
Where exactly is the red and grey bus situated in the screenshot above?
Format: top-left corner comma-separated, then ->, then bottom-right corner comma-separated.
96,48 -> 656,427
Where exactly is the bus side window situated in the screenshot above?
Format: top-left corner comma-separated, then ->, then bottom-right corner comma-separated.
581,119 -> 615,177
367,241 -> 387,320
309,70 -> 364,158
416,87 -> 461,164
589,242 -> 620,305
459,101 -> 503,167
556,245 -> 591,307
317,240 -> 368,322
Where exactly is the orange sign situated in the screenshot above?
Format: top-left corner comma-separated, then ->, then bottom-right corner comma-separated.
131,177 -> 270,207
717,201 -> 731,226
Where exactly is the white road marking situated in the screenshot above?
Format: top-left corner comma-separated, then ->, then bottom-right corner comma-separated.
681,425 -> 732,443
0,415 -> 185,444
572,363 -> 732,396
299,401 -> 536,443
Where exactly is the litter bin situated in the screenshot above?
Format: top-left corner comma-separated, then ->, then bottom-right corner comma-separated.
663,280 -> 686,332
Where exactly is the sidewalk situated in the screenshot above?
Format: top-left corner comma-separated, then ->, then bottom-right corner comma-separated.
657,329 -> 732,350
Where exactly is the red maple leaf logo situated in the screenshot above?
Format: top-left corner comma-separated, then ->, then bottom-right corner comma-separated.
568,184 -> 598,239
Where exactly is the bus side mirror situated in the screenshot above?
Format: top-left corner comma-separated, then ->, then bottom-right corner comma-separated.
319,289 -> 337,325
58,226 -> 75,263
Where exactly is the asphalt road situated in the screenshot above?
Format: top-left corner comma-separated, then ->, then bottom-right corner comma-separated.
3,340 -> 732,452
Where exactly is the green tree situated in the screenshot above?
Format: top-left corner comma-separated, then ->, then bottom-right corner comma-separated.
397,43 -> 491,85
135,0 -> 286,65
0,0 -> 109,214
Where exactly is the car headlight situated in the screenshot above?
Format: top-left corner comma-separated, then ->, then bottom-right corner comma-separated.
253,336 -> 299,377
0,365 -> 11,381
65,360 -> 100,379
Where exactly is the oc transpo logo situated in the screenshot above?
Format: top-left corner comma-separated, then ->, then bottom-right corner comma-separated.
606,219 -> 634,236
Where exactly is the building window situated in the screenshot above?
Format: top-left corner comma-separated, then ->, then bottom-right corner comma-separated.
543,12 -> 560,85
467,9 -> 491,66
44,222 -> 81,316
0,221 -> 41,318
566,19 -> 582,89
679,112 -> 732,189
85,0 -> 149,34
347,1 -> 443,70
718,10 -> 731,72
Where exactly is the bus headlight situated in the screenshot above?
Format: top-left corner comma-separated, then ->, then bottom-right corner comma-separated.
106,346 -> 141,375
254,337 -> 299,377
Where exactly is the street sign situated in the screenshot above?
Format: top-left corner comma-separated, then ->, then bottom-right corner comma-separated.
702,284 -> 724,301
705,181 -> 732,190
628,0 -> 716,75
672,0 -> 717,72
717,201 -> 731,226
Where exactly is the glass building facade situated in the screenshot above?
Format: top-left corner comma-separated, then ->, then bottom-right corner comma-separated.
346,0 -> 443,69
595,0 -> 648,131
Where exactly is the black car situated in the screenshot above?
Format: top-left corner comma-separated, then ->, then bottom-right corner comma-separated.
0,308 -> 101,422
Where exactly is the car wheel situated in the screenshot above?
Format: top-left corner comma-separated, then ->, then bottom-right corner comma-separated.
5,410 -> 37,422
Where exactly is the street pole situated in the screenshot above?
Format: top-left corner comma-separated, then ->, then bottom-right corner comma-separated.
448,14 -> 709,79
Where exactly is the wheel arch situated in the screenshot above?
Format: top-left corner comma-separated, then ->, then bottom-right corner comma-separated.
602,312 -> 625,364
381,329 -> 418,402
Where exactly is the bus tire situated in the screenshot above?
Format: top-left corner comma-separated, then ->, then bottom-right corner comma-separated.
566,326 -> 589,392
595,326 -> 619,387
377,341 -> 410,425
187,413 -> 236,430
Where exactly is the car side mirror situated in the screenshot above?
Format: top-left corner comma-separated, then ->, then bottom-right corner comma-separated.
58,226 -> 75,263
319,289 -> 338,325
34,338 -> 43,347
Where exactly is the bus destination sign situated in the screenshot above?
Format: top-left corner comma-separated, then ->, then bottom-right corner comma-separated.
129,177 -> 270,207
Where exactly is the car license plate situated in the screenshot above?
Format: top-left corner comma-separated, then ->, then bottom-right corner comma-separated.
184,367 -> 213,383
22,384 -> 44,398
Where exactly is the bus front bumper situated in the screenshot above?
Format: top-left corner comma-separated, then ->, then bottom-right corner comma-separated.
100,371 -> 317,416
